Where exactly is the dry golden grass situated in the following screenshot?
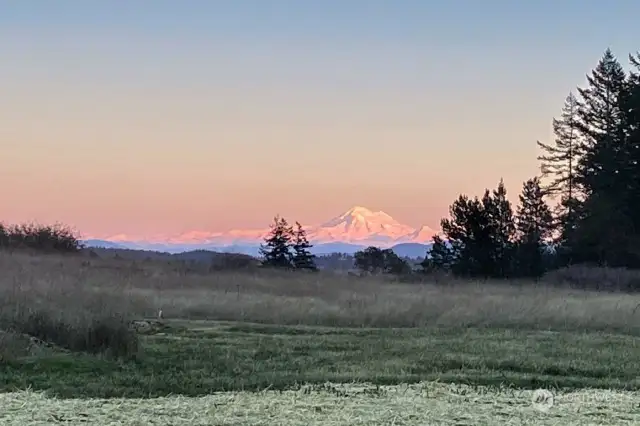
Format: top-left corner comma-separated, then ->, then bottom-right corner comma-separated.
2,250 -> 640,333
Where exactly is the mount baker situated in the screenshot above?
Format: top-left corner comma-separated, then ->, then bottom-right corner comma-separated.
84,206 -> 440,257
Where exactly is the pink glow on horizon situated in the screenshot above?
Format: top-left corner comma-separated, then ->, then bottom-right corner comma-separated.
2,7 -> 579,238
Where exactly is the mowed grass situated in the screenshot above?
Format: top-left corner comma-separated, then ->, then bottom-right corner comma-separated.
2,320 -> 640,398
3,382 -> 640,425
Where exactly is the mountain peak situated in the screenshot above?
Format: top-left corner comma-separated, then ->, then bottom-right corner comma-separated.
340,206 -> 394,220
322,206 -> 394,228
313,206 -> 413,244
345,206 -> 376,215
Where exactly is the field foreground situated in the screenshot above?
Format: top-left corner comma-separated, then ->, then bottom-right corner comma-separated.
2,382 -> 639,425
3,321 -> 640,398
3,253 -> 640,423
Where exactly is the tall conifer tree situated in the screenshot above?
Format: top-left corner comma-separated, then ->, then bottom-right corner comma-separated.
292,222 -> 317,271
537,92 -> 583,248
514,177 -> 554,277
422,235 -> 453,272
440,181 -> 515,278
484,180 -> 516,277
572,49 -> 633,265
260,216 -> 294,269
575,48 -> 627,198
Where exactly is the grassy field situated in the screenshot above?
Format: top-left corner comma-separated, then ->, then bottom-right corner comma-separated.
2,250 -> 640,424
2,320 -> 640,398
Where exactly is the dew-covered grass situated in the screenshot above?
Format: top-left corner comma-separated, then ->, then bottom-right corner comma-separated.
2,382 -> 639,425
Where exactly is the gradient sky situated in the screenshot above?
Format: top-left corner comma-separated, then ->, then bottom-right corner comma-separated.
2,1 -> 640,237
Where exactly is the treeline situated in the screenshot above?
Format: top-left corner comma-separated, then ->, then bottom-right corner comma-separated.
260,218 -> 420,274
424,178 -> 554,278
0,222 -> 83,253
314,253 -> 356,270
427,48 -> 640,278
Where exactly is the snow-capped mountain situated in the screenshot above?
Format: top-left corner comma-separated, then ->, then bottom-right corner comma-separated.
84,206 -> 439,256
308,206 -> 417,244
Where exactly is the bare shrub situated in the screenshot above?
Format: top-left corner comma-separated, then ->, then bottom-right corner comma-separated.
0,222 -> 83,253
6,311 -> 138,359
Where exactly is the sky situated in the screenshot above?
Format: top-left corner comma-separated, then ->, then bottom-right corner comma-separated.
2,1 -> 640,237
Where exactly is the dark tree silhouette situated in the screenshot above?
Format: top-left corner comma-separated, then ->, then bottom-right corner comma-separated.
537,92 -> 583,250
421,235 -> 453,272
514,177 -> 554,277
354,246 -> 386,274
439,180 -> 516,278
260,216 -> 294,269
354,246 -> 410,275
538,92 -> 582,200
382,249 -> 411,275
571,49 -> 638,266
576,48 -> 628,199
292,222 -> 317,271
485,179 -> 516,277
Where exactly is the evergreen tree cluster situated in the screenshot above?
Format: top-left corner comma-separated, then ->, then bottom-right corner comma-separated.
259,216 -> 317,271
429,48 -> 640,278
424,178 -> 553,278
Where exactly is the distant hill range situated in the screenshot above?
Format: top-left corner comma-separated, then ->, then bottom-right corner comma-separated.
83,206 -> 439,259
84,247 -> 426,274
